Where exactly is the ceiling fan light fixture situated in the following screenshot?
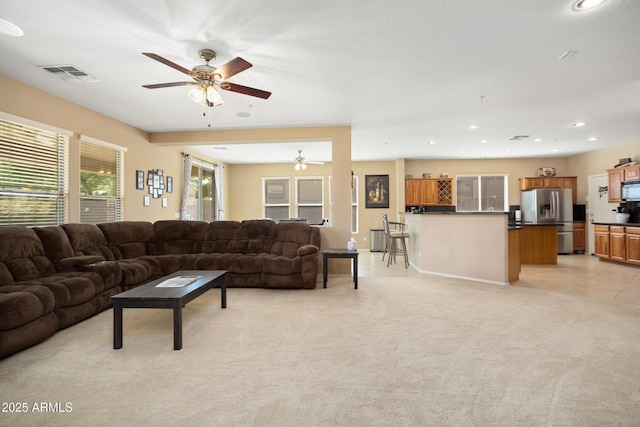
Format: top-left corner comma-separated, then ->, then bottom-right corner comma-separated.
295,162 -> 307,171
206,85 -> 224,106
188,85 -> 208,106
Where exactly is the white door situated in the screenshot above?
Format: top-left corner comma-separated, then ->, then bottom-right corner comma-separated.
587,174 -> 619,254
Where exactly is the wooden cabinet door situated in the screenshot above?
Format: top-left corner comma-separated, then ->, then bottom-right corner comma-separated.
520,178 -> 544,190
594,225 -> 610,258
419,179 -> 437,205
626,227 -> 640,265
610,226 -> 626,261
543,177 -> 564,188
405,179 -> 420,205
624,166 -> 640,182
607,169 -> 624,202
573,222 -> 585,253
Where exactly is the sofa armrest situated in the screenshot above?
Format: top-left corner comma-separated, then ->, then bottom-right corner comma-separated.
57,255 -> 105,272
297,244 -> 319,257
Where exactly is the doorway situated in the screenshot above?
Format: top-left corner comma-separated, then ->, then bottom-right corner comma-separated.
587,174 -> 618,254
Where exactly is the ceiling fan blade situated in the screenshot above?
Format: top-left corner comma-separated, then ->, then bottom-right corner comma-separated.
215,57 -> 252,80
142,81 -> 195,89
221,82 -> 271,99
142,52 -> 192,75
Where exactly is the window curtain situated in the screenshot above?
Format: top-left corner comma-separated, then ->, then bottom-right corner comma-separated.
215,164 -> 224,220
180,154 -> 192,220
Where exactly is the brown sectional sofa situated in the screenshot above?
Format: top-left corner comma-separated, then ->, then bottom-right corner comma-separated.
0,219 -> 320,358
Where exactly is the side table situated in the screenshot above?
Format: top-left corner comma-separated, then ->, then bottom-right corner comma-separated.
322,249 -> 359,289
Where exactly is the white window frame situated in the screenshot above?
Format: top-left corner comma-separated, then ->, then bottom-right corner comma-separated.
295,176 -> 324,224
79,135 -> 126,223
262,177 -> 290,221
188,159 -> 216,221
456,173 -> 509,212
0,115 -> 71,226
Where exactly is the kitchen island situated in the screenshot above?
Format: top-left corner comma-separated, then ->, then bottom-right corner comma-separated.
404,212 -> 516,285
403,212 -> 560,285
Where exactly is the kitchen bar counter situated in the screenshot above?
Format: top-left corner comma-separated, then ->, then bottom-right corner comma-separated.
404,212 -> 512,285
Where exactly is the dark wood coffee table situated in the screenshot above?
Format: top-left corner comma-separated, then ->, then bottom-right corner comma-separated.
111,270 -> 226,350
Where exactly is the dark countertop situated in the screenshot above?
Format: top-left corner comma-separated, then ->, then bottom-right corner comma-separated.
593,222 -> 640,227
406,211 -> 509,215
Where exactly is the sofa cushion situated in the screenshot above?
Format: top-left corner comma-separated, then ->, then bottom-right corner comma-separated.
0,227 -> 57,285
0,285 -> 56,330
203,221 -> 241,253
33,226 -> 75,264
271,222 -> 313,257
152,220 -> 207,254
231,219 -> 275,253
98,221 -> 155,259
61,224 -> 114,260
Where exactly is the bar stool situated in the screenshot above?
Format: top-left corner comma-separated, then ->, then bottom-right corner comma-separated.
381,214 -> 409,268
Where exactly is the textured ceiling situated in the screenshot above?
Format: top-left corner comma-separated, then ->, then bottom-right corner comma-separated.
0,0 -> 638,164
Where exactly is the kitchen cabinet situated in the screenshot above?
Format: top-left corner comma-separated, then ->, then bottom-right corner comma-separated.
519,176 -> 577,204
405,179 -> 420,205
606,166 -> 639,202
573,222 -> 585,253
624,165 -> 640,181
594,225 -> 610,258
626,227 -> 640,265
607,169 -> 624,202
405,178 -> 453,206
610,226 -> 626,261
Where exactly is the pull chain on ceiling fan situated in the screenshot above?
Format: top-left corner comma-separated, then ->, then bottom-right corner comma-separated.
142,49 -> 271,127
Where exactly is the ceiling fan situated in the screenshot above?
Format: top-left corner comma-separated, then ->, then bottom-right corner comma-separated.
294,150 -> 324,170
141,49 -> 271,108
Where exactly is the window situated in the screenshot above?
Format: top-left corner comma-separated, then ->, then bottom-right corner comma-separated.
0,118 -> 69,226
296,177 -> 324,224
456,174 -> 508,212
79,138 -> 125,223
263,177 -> 290,222
187,162 -> 216,221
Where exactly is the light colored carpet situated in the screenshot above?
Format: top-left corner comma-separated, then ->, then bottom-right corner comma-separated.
2,257 -> 640,426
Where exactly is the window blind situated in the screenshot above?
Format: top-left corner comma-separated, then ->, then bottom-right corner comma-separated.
80,140 -> 123,223
0,118 -> 69,226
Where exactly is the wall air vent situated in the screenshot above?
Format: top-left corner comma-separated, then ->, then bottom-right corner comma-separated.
39,65 -> 100,83
508,135 -> 530,141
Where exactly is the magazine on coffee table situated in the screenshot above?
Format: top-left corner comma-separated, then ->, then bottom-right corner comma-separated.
155,275 -> 202,288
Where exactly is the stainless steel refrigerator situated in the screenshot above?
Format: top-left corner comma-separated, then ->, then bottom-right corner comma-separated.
520,188 -> 574,254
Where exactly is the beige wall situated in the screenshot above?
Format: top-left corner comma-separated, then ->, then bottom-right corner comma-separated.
0,74 -> 225,223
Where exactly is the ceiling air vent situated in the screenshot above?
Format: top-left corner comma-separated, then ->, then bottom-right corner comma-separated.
39,65 -> 100,83
508,135 -> 530,141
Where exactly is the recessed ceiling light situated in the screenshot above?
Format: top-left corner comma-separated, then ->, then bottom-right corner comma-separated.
573,122 -> 586,127
426,140 -> 436,145
572,0 -> 607,12
534,138 -> 542,142
480,139 -> 488,143
589,137 -> 599,141
553,149 -> 560,152
461,150 -> 467,154
0,18 -> 23,37
469,125 -> 479,130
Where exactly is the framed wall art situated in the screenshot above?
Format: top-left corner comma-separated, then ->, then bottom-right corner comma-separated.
365,174 -> 389,209
136,170 -> 145,190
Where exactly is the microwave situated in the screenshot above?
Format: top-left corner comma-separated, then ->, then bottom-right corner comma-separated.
622,181 -> 640,201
